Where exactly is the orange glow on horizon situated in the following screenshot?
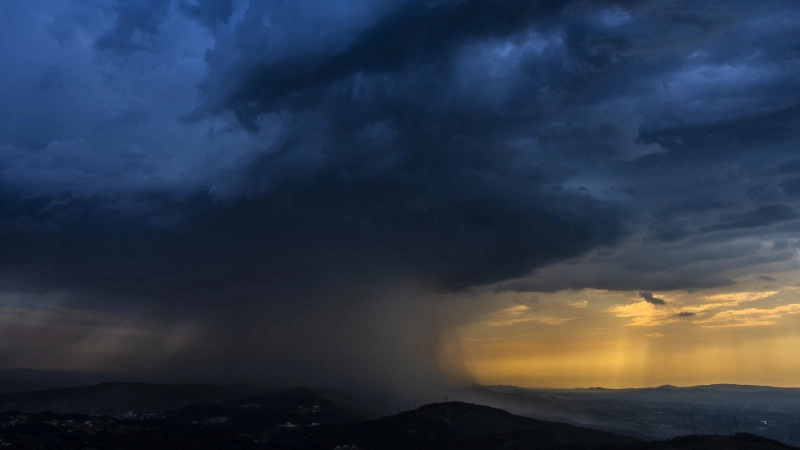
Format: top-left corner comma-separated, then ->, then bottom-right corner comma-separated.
447,284 -> 800,389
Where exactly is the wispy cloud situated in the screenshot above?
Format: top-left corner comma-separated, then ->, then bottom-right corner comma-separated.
567,299 -> 589,309
702,291 -> 778,304
697,303 -> 800,328
484,304 -> 579,327
605,301 -> 678,326
606,290 -> 783,327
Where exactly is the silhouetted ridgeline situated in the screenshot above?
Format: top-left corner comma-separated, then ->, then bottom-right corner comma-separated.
0,368 -> 122,393
0,378 -> 798,449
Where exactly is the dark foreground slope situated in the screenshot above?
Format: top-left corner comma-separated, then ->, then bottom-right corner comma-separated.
0,384 -> 796,449
0,385 -> 365,449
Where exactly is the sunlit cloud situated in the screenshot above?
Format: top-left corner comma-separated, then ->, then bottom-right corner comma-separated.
697,303 -> 800,328
605,300 -> 678,327
605,290 -> 784,327
567,300 -> 589,309
702,291 -> 778,304
484,304 -> 579,327
644,332 -> 666,338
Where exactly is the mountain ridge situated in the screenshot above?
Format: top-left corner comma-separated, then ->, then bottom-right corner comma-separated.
0,381 -> 797,449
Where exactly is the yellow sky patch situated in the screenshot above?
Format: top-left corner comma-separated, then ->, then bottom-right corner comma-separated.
644,332 -> 666,338
452,284 -> 800,388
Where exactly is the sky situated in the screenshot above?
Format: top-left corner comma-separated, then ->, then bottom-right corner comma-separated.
1,0 -> 800,394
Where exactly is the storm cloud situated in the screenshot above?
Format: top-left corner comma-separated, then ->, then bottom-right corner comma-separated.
1,0 -> 799,392
639,291 -> 666,306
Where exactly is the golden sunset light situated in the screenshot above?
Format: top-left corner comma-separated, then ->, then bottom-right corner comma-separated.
454,279 -> 800,388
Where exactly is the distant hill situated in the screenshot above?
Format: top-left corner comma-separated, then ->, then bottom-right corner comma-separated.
691,383 -> 800,394
223,387 -> 364,424
648,433 -> 799,450
1,391 -> 796,449
311,386 -> 393,419
334,401 -> 639,449
451,384 -> 800,447
452,384 -> 625,428
0,381 -> 259,414
0,368 -> 122,393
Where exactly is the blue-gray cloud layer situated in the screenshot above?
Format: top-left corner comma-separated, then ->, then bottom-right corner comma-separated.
1,0 -> 799,385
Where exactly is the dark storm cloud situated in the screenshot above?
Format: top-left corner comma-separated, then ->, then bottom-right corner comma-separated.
179,0 -> 233,29
2,0 -> 800,387
94,0 -> 172,55
778,160 -> 800,175
701,205 -> 798,233
3,0 -> 627,296
197,0 -> 567,127
780,177 -> 800,197
0,171 -> 622,297
639,291 -> 665,306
